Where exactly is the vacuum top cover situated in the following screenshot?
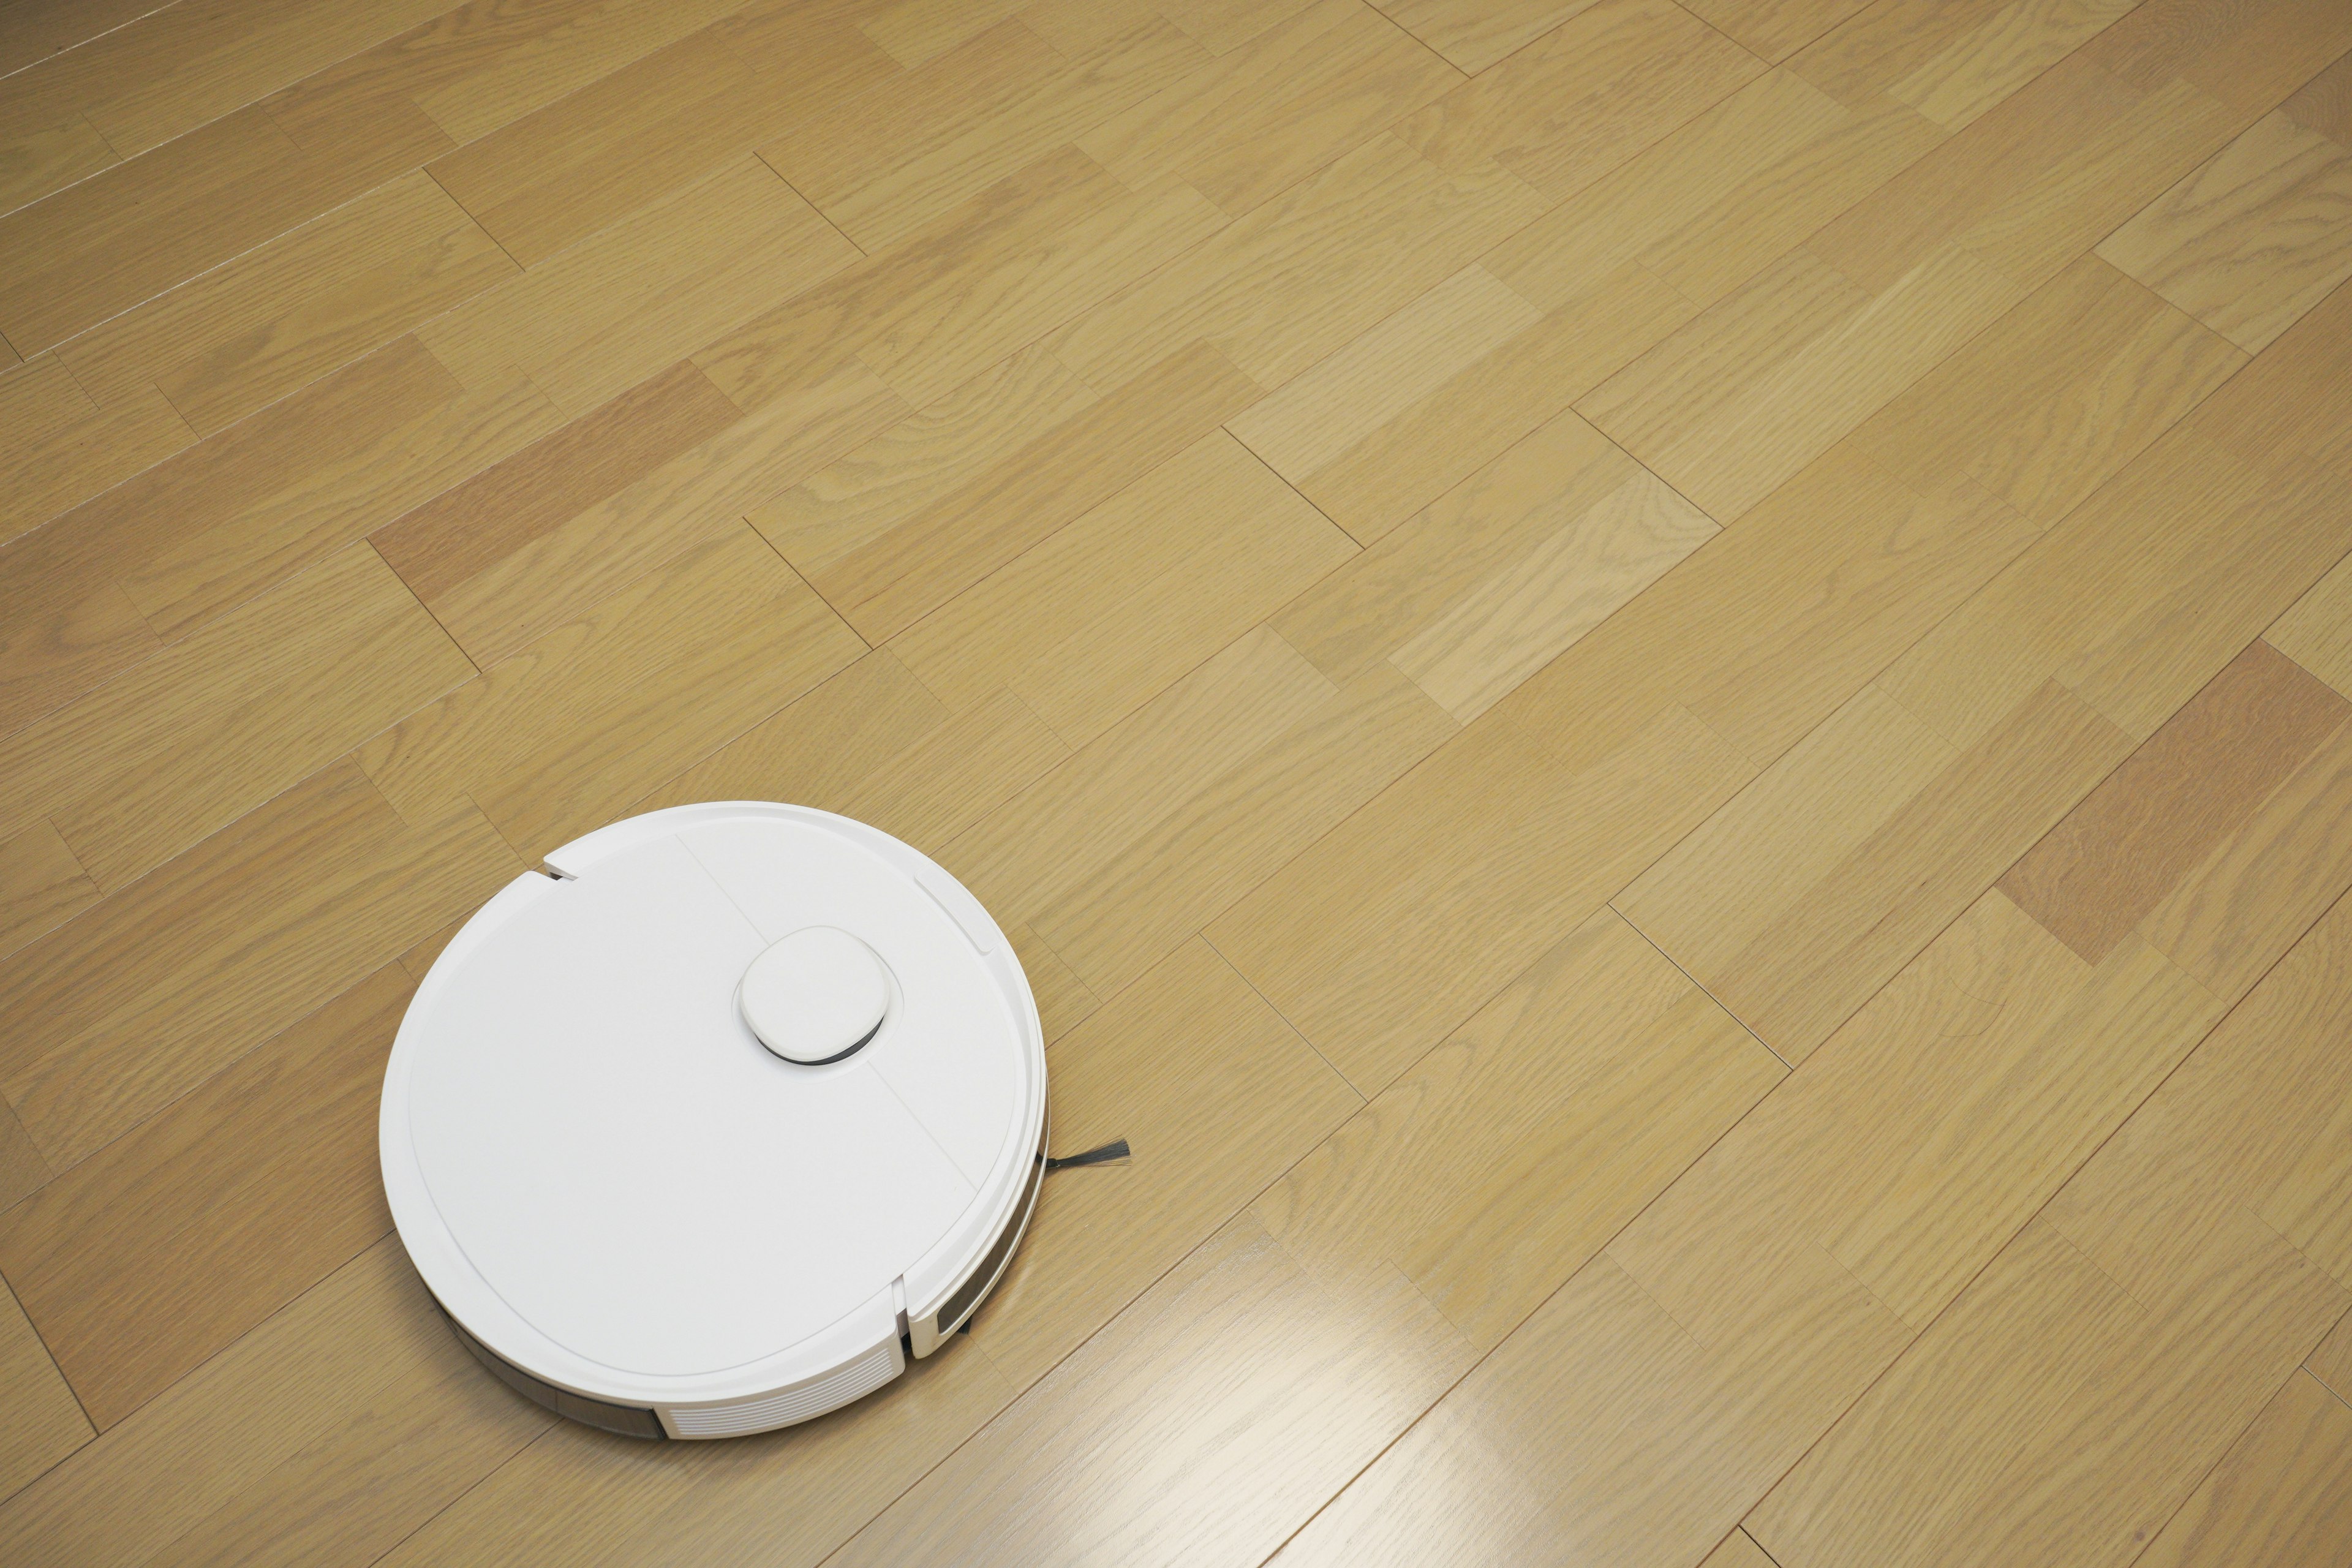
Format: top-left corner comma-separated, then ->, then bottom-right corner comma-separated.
380,802 -> 1043,1401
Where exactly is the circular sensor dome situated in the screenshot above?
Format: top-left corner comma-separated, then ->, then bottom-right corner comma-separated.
739,925 -> 892,1063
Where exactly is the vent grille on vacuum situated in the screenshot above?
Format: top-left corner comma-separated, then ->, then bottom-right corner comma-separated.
665,1342 -> 901,1437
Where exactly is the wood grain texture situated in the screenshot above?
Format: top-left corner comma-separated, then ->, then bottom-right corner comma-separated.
698,143 -> 1226,412
890,428 -> 1355,734
1791,0 -> 2142,131
2079,0 -> 2352,125
427,20 -> 898,266
1373,0 -> 1599,74
0,967 -> 412,1429
834,1210 -> 1442,1568
0,337 -> 555,734
1682,0 -> 1870,62
2135,1370 -> 2352,1568
1485,67 -> 1945,315
53,169 -> 518,437
0,760 -> 521,1169
1257,907 -> 1783,1356
1395,0 -> 1762,202
0,105 -> 425,355
407,0 -> 747,147
1078,0 -> 1460,219
0,355 -> 193,548
1881,423 -> 2352,753
968,938 -> 1362,1389
2310,1310 -> 2352,1403
1049,131 -> 1547,392
418,155 -> 858,417
369,360 -> 743,609
0,820 -> 99,966
0,1238 -> 549,1568
359,527 -> 863,861
0,1275 -> 88,1505
2192,258 -> 2352,484
796,342 -> 1264,643
1754,884 -> 2352,1568
1999,639 -> 2350,963
1210,699 -> 1750,1096
0,544 -> 473,893
1851,252 -> 2245,525
2100,107 -> 2352,353
2271,558 -> 2352,701
762,8 -> 1210,249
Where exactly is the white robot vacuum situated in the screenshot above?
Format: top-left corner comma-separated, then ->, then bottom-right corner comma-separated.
380,802 -> 1047,1438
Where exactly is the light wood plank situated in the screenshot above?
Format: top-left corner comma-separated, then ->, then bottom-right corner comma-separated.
698,143 -> 1226,412
1681,0 -> 1870,62
0,820 -> 99,965
833,1209 -> 1442,1568
2136,1370 -> 2352,1568
1880,423 -> 2352,754
1641,679 -> 2134,1061
940,625 -> 1340,929
890,428 -> 1355,734
1486,67 -> 1945,316
409,0 -> 747,146
2139,708 -> 2352,1005
1999,639 -> 2350,963
793,342 -> 1264,643
424,356 -> 905,669
0,105 -> 429,355
428,21 -> 899,266
969,938 -> 1363,1388
1389,461 -> 1716,722
1373,0 -> 1600,74
0,355 -> 194,549
1581,243 -> 2025,522
751,340 -> 1101,574
2082,0 -> 2352,127
2272,559 -> 2352,701
1792,0 -> 2142,131
762,8 -> 1210,249
1259,262 -> 1694,543
1395,0 -> 1763,202
1033,657 -> 1456,998
1077,0 -> 1460,219
0,967 -> 411,1428
0,759 -> 521,1170
1050,131 -> 1547,393
2282,43 -> 2352,147
2192,254 -> 2352,484
1806,52 -> 2242,298
55,168 -> 516,437
0,337 -> 557,734
0,113 -> 114,228
0,1276 -> 89,1504
0,543 -> 472,893
1850,252 -> 2246,525
0,0 -> 159,77
418,156 -> 858,417
2100,108 -> 2352,353
1259,906 -> 1782,1355
0,1238 -> 548,1568
1273,407 -> 1676,680
1228,265 -> 1544,497
1148,0 -> 1324,54
2310,1310 -> 2352,1403
1209,700 -> 1749,1096
1492,439 -> 2040,772
360,527 -> 863,861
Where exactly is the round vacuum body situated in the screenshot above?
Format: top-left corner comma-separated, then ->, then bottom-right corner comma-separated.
380,802 -> 1047,1439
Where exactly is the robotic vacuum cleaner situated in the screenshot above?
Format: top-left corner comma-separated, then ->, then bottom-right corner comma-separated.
380,802 -> 1047,1438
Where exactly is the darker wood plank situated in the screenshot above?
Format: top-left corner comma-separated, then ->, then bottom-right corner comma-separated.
372,360 -> 742,606
0,966 -> 413,1430
2000,639 -> 2351,963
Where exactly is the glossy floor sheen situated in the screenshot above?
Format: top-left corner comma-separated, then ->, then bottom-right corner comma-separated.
2,0 -> 2351,1564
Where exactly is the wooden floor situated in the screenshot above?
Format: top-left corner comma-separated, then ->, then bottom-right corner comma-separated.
3,0 -> 2352,1562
